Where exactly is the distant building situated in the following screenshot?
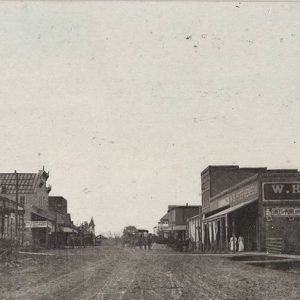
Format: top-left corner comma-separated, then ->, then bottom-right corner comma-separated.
0,169 -> 53,246
88,217 -> 95,235
0,169 -> 76,247
201,165 -> 300,254
48,196 -> 77,247
157,211 -> 170,238
158,204 -> 200,241
48,196 -> 68,214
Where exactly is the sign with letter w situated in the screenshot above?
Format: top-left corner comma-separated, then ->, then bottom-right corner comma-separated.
263,182 -> 300,200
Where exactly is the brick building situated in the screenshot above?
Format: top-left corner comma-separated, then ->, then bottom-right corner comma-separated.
201,165 -> 300,254
48,196 -> 77,247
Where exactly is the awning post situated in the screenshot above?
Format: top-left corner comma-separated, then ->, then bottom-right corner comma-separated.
225,215 -> 229,252
232,216 -> 236,253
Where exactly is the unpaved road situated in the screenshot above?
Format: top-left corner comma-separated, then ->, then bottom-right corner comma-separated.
0,246 -> 299,299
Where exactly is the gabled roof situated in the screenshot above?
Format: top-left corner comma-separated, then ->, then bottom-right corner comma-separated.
0,170 -> 49,194
0,173 -> 39,194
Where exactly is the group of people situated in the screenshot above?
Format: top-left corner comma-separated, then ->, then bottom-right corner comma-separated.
229,236 -> 244,252
122,233 -> 154,249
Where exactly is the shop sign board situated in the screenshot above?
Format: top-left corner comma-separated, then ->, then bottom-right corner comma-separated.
263,182 -> 300,200
25,221 -> 50,228
265,207 -> 300,218
210,182 -> 259,210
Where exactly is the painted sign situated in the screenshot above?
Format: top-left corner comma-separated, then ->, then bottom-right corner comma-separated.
210,182 -> 259,212
263,182 -> 300,200
25,221 -> 50,228
265,207 -> 300,217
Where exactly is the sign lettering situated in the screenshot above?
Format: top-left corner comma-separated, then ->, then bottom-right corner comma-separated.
265,207 -> 300,217
272,184 -> 284,194
264,182 -> 300,200
210,182 -> 259,210
25,221 -> 50,228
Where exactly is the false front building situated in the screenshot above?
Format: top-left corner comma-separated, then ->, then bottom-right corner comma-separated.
0,169 -> 76,247
0,169 -> 53,246
201,165 -> 300,254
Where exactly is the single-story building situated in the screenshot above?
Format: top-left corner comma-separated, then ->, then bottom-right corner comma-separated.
201,165 -> 300,254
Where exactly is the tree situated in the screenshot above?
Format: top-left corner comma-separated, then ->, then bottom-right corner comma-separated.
122,225 -> 137,238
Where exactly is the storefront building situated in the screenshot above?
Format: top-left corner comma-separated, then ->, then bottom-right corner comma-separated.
0,169 -> 76,248
166,204 -> 200,241
186,211 -> 202,250
156,205 -> 200,241
157,211 -> 171,239
0,169 -> 52,246
0,196 -> 24,242
201,166 -> 300,254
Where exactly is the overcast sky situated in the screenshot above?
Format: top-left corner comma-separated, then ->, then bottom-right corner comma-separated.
1,2 -> 300,234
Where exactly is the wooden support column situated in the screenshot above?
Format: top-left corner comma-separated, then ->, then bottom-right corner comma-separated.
21,214 -> 24,246
194,220 -> 197,250
225,214 -> 228,252
257,201 -> 264,252
232,217 -> 236,253
0,212 -> 4,238
10,217 -> 13,239
198,217 -> 202,252
46,226 -> 49,248
220,218 -> 223,251
202,223 -> 205,251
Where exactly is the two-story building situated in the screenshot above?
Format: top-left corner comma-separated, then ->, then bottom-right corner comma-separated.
201,165 -> 300,254
0,169 -> 54,246
156,211 -> 171,238
159,204 -> 200,241
48,196 -> 78,247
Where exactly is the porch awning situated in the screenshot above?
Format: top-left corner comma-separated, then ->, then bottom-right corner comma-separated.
203,199 -> 258,222
0,196 -> 24,213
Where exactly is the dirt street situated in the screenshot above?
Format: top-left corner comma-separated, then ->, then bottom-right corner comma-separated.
0,246 -> 299,300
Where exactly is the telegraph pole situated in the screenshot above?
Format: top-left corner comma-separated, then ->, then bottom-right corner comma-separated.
15,170 -> 19,245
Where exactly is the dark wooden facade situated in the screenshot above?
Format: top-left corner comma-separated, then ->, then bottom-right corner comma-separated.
201,166 -> 300,254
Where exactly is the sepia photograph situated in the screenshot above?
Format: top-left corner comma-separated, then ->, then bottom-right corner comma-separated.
0,1 -> 299,299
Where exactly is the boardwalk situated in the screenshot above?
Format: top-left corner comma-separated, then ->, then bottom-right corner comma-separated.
1,246 -> 299,300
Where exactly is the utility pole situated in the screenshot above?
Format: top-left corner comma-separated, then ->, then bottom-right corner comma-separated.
15,170 -> 19,245
55,200 -> 58,248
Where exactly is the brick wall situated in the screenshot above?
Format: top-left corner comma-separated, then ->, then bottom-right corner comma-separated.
201,166 -> 265,214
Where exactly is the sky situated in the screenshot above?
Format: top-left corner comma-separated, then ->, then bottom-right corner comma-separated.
1,2 -> 300,234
